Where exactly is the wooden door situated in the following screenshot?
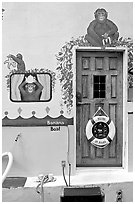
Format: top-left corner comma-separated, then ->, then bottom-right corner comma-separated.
76,50 -> 123,167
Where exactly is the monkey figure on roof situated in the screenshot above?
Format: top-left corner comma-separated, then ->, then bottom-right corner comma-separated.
85,8 -> 119,47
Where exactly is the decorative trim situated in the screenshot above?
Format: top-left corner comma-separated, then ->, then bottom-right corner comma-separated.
2,115 -> 73,127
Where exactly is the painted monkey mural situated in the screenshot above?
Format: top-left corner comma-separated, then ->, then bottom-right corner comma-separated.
18,75 -> 43,101
7,53 -> 26,71
10,73 -> 51,102
4,53 -> 52,102
85,8 -> 119,46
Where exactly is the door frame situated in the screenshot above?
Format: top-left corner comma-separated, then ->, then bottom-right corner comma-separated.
73,46 -> 128,172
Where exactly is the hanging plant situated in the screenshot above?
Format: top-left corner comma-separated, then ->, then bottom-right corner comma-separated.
5,68 -> 56,91
56,36 -> 133,113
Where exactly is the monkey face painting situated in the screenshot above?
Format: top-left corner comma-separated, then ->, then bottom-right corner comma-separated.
95,9 -> 107,22
25,83 -> 36,93
85,8 -> 119,46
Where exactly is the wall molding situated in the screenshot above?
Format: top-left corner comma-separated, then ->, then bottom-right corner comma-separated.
2,114 -> 73,127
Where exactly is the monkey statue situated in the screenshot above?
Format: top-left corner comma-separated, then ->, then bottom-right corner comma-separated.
85,8 -> 119,46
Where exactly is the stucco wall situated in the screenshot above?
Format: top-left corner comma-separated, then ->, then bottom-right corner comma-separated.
2,4 -> 133,200
2,111 -> 133,177
2,182 -> 133,202
2,2 -> 133,118
128,112 -> 133,172
2,126 -> 69,176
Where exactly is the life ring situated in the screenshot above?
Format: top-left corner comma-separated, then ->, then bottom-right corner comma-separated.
86,115 -> 115,148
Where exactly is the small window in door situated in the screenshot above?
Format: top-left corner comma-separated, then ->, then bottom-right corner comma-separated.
93,75 -> 106,98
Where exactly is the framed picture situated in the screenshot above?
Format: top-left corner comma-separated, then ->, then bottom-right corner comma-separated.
10,73 -> 52,102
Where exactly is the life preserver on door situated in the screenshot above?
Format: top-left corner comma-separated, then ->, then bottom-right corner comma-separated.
86,107 -> 115,148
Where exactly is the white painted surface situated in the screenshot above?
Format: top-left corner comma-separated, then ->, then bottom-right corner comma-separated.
2,2 -> 133,118
24,171 -> 133,188
2,181 -> 133,202
2,109 -> 133,177
2,126 -> 68,176
2,4 -> 133,197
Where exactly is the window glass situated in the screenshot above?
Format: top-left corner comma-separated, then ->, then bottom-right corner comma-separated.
93,75 -> 106,98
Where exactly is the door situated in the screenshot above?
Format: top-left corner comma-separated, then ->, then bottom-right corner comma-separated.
76,50 -> 123,167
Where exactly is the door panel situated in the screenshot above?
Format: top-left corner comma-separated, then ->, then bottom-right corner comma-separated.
76,51 -> 123,167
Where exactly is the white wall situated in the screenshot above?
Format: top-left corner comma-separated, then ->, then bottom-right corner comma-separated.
2,182 -> 133,202
2,2 -> 133,69
2,2 -> 133,117
2,126 -> 69,176
2,111 -> 133,177
2,2 -> 133,178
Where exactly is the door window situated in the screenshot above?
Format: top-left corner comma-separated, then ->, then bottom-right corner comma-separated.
93,75 -> 106,98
